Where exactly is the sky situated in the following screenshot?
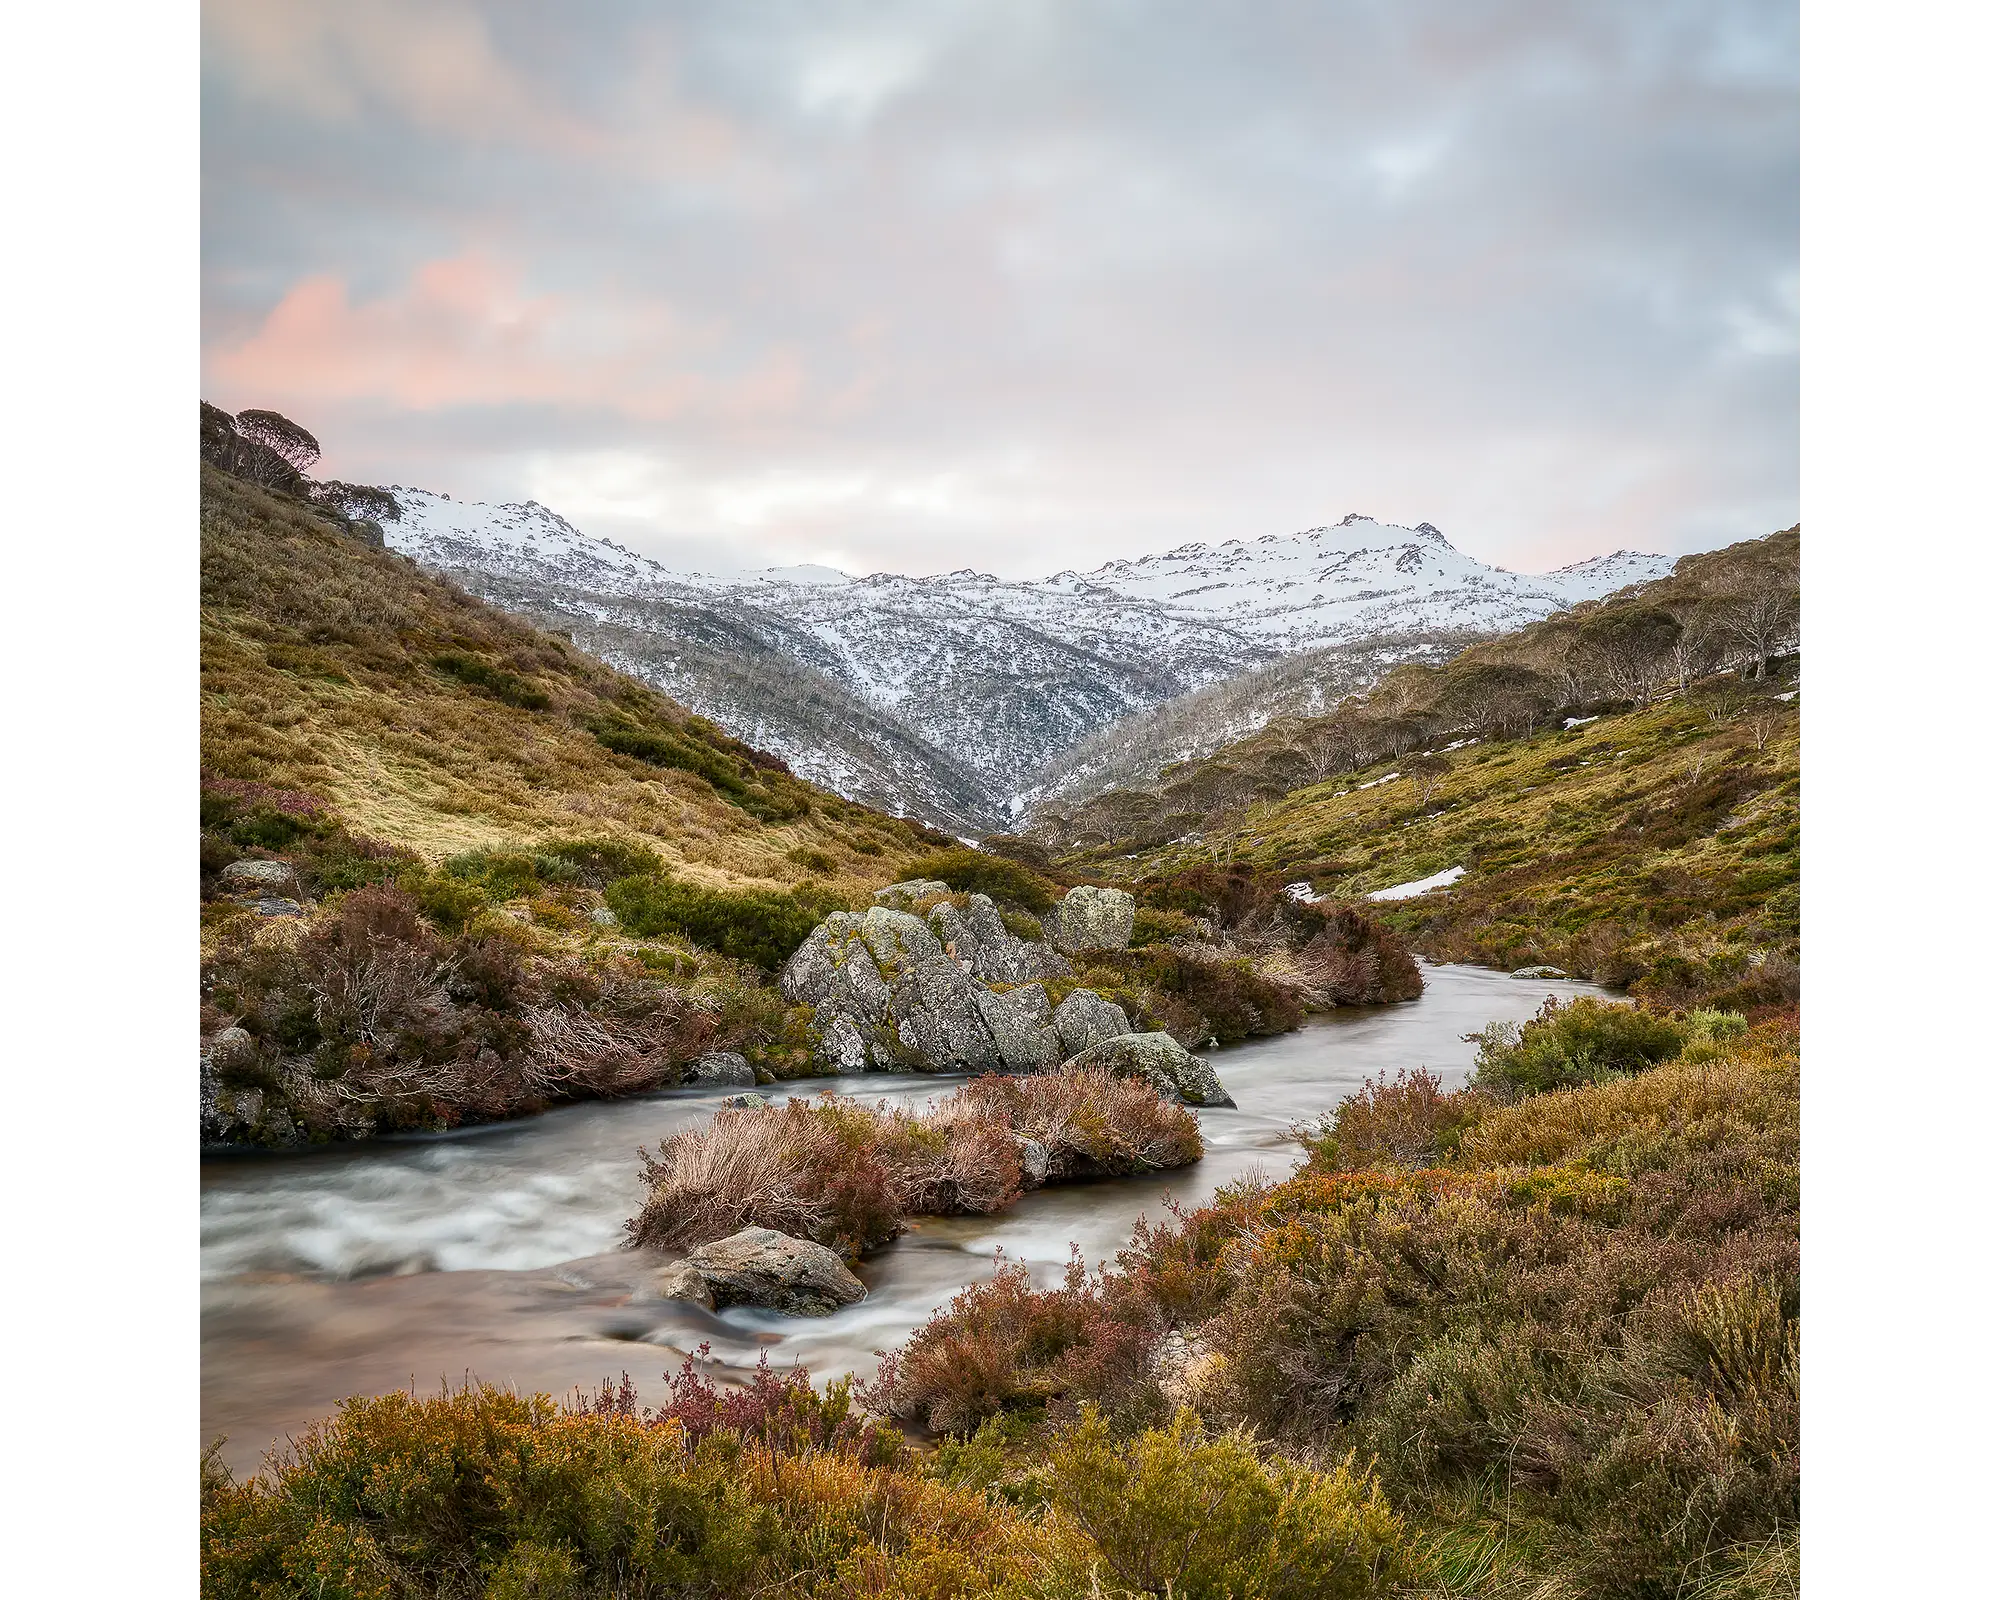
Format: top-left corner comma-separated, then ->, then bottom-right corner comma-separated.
202,0 -> 1798,580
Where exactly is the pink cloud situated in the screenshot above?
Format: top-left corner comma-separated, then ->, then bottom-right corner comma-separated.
206,256 -> 812,426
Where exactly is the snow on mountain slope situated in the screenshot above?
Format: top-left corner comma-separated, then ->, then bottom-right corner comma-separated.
382,491 -> 1668,830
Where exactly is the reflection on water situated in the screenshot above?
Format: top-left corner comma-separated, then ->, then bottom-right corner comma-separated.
202,962 -> 1602,1473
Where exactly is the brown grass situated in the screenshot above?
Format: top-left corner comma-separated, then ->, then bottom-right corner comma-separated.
200,464 -> 940,890
626,1068 -> 1204,1256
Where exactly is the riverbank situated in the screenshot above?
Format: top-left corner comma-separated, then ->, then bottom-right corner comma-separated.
202,961 -> 1600,1476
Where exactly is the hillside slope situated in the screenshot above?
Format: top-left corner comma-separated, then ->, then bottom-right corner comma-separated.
1040,528 -> 1800,1010
202,467 -> 943,888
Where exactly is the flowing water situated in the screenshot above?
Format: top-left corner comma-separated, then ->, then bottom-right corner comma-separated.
202,962 -> 1603,1474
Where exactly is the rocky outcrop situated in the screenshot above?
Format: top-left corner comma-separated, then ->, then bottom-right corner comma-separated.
685,1051 -> 756,1088
1053,989 -> 1133,1055
200,1027 -> 304,1147
219,859 -> 297,894
929,893 -> 1072,984
781,899 -> 1082,1074
975,985 -> 1064,1071
659,1227 -> 866,1315
1051,885 -> 1136,954
872,878 -> 952,910
1066,1032 -> 1235,1108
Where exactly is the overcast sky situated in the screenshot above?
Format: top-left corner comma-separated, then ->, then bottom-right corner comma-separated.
202,1 -> 1797,579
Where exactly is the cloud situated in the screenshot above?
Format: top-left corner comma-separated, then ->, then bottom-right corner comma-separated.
202,1 -> 1797,577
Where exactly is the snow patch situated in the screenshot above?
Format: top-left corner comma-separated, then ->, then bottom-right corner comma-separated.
1369,865 -> 1466,902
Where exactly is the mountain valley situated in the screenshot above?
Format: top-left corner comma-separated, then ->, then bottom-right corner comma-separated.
383,488 -> 1673,831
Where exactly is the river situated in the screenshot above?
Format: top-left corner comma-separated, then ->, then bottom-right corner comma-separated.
201,961 -> 1602,1475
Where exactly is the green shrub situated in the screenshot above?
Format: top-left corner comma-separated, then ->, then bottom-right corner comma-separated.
900,847 -> 1056,913
589,716 -> 808,822
538,836 -> 665,888
999,908 -> 1046,942
430,651 -> 551,710
441,847 -> 547,902
1045,1407 -> 1408,1600
1131,907 -> 1199,945
404,869 -> 491,932
605,874 -> 842,970
1471,994 -> 1686,1101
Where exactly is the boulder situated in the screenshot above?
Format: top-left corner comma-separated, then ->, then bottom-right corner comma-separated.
782,905 -> 1123,1077
686,1051 -> 756,1088
655,1260 -> 715,1310
206,1025 -> 259,1075
1051,885 -> 1136,954
1066,1032 -> 1235,1108
929,894 -> 1072,984
219,858 -> 296,895
1054,989 -> 1133,1056
719,1092 -> 770,1110
675,1227 -> 866,1315
254,898 -> 305,918
855,905 -> 946,968
1013,1135 -> 1052,1186
975,984 -> 1064,1071
1151,1326 -> 1224,1408
872,879 -> 953,910
782,907 -> 993,1073
888,957 -> 1002,1072
1510,965 -> 1567,980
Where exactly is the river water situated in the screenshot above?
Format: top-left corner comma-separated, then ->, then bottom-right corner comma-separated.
202,962 -> 1602,1474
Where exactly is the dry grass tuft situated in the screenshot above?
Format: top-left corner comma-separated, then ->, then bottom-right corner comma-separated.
627,1069 -> 1204,1256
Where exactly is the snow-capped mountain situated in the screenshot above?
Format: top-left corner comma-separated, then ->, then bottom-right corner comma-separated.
382,492 -> 1671,831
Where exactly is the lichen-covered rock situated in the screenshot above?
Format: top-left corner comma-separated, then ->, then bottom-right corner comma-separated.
1053,989 -> 1133,1056
1152,1326 -> 1224,1407
1051,885 -> 1136,954
686,1051 -> 756,1088
784,905 -> 1120,1076
655,1260 -> 715,1310
1510,965 -> 1567,979
1066,1032 -> 1235,1108
872,879 -> 953,910
254,897 -> 306,918
889,958 -> 1002,1072
855,905 -> 946,968
821,1016 -> 870,1073
929,894 -> 1072,984
975,984 -> 1064,1071
207,1025 -> 259,1074
1014,1136 -> 1051,1186
676,1227 -> 866,1315
719,1092 -> 770,1111
219,858 -> 296,894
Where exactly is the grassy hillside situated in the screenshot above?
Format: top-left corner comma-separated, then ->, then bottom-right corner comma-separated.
1062,691 -> 1797,1012
201,463 -> 945,887
1035,528 -> 1800,1012
199,456 -> 969,1142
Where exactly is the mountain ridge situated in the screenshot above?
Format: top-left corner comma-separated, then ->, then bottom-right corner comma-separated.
383,489 -> 1674,831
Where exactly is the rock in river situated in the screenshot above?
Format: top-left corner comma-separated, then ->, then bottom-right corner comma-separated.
685,1051 -> 756,1088
1066,1032 -> 1235,1108
781,901 -> 1094,1074
663,1227 -> 866,1316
